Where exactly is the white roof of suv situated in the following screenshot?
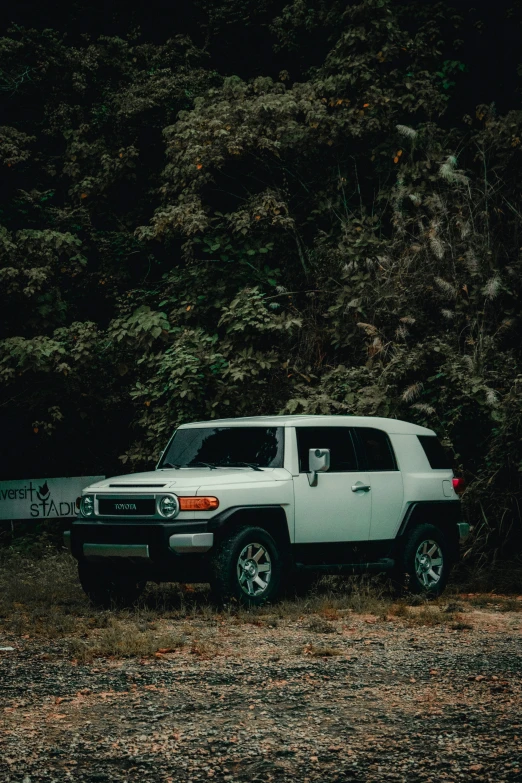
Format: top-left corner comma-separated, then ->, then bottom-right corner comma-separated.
179,415 -> 435,436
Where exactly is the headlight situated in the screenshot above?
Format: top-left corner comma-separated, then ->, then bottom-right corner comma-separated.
80,495 -> 94,517
158,495 -> 179,518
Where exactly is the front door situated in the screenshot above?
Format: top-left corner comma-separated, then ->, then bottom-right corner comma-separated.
293,426 -> 371,546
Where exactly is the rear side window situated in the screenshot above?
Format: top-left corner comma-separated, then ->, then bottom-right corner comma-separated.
417,436 -> 452,469
356,428 -> 397,471
296,427 -> 358,472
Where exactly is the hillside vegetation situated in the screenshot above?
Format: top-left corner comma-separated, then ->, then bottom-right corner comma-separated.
1,1 -> 522,560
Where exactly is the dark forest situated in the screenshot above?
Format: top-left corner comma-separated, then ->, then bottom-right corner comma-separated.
2,0 -> 522,560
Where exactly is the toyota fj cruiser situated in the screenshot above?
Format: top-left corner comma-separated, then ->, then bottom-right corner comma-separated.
67,415 -> 469,606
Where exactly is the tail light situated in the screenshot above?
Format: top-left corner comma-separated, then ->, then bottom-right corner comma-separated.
452,477 -> 465,494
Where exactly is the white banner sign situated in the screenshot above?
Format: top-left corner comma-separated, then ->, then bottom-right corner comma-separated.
0,476 -> 104,520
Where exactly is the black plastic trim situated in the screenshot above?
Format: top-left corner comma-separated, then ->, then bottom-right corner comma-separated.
296,558 -> 395,574
206,504 -> 287,531
70,519 -> 209,562
397,500 -> 462,538
292,539 -> 395,566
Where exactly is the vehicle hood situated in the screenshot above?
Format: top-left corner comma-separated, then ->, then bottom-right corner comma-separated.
86,468 -> 292,492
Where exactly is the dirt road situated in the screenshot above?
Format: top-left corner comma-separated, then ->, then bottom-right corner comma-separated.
1,588 -> 521,783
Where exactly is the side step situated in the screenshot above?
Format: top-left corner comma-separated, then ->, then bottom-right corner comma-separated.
295,558 -> 394,575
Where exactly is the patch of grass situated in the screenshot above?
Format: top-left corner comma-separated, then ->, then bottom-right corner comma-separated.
318,604 -> 340,620
303,643 -> 343,657
306,616 -> 336,633
413,605 -> 448,627
388,601 -> 453,627
0,551 -> 85,610
464,595 -> 522,612
499,598 -> 522,613
219,577 -> 393,626
190,636 -> 219,659
451,560 -> 522,594
444,601 -> 466,613
451,614 -> 473,631
467,595 -> 500,609
0,554 -> 397,646
3,551 -> 508,661
0,551 -> 90,638
69,620 -> 186,663
277,576 -> 393,620
388,601 -> 411,619
403,593 -> 426,607
139,582 -> 214,617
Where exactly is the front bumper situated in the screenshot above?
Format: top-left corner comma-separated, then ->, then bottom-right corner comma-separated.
169,533 -> 213,553
68,519 -> 214,569
69,534 -> 214,559
83,543 -> 151,558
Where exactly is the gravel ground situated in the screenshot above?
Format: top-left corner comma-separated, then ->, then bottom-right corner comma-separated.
1,594 -> 522,783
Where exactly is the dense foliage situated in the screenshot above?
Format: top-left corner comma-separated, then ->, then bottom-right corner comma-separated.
2,0 -> 522,557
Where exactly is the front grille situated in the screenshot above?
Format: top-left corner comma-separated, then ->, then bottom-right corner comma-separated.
98,498 -> 156,516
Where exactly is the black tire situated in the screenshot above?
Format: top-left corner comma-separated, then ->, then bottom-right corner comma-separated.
210,526 -> 283,607
394,523 -> 451,598
78,561 -> 146,609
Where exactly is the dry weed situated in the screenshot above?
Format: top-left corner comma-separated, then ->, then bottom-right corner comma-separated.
451,614 -> 473,631
2,551 -> 518,665
69,619 -> 186,663
412,605 -> 448,627
190,636 -> 219,659
499,598 -> 522,613
388,602 -> 410,619
303,643 -> 343,657
306,617 -> 336,633
452,560 -> 522,593
389,600 -> 456,627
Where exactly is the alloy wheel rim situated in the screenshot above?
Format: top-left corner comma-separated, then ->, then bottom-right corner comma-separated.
237,543 -> 272,597
414,539 -> 444,588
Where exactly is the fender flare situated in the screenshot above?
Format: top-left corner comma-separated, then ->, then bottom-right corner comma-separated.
207,505 -> 291,549
396,501 -> 462,557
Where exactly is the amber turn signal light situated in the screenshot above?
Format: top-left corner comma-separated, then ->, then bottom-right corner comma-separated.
179,496 -> 219,511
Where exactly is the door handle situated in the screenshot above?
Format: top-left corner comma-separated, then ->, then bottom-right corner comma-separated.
351,482 -> 371,492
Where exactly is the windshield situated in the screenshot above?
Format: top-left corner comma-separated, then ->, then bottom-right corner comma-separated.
159,427 -> 285,469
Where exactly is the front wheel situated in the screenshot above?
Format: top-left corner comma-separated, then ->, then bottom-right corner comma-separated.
78,561 -> 146,608
210,526 -> 283,607
395,523 -> 451,598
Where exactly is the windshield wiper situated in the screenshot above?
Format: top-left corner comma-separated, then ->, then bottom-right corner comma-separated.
160,462 -> 180,469
188,461 -> 218,470
221,461 -> 264,471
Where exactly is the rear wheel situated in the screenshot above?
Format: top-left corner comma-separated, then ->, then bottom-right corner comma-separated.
395,523 -> 451,597
78,561 -> 146,608
210,526 -> 283,607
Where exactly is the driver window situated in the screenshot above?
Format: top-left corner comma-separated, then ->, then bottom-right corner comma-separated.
296,427 -> 358,472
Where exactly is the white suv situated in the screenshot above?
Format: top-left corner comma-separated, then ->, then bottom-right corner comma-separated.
67,415 -> 469,606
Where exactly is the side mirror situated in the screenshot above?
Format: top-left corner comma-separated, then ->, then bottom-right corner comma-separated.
308,448 -> 330,486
